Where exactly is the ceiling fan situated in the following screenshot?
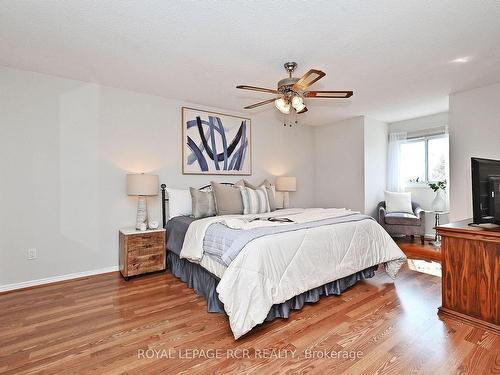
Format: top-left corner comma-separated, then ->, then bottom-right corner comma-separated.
236,62 -> 353,115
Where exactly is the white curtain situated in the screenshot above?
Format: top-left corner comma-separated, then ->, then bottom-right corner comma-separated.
387,131 -> 407,192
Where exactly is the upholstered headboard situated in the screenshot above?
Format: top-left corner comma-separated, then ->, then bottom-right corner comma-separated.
160,183 -> 234,227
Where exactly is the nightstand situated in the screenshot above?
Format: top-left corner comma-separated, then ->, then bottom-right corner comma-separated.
119,227 -> 166,280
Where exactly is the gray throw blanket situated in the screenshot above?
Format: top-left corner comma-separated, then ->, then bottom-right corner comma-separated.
203,213 -> 372,266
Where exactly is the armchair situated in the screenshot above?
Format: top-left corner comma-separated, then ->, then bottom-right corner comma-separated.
377,201 -> 426,244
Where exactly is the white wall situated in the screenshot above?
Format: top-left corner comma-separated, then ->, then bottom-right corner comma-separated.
0,66 -> 315,287
313,117 -> 365,211
314,116 -> 388,216
389,112 -> 448,134
389,112 -> 449,235
364,117 -> 388,218
449,82 -> 500,221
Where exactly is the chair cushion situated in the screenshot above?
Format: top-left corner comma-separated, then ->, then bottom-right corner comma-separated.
384,191 -> 413,214
384,212 -> 421,226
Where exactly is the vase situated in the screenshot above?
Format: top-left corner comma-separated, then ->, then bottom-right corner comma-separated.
432,189 -> 446,212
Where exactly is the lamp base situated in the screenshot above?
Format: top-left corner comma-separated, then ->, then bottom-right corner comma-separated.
136,196 -> 148,230
283,192 -> 290,209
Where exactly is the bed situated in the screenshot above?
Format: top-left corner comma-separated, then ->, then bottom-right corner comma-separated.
161,184 -> 406,339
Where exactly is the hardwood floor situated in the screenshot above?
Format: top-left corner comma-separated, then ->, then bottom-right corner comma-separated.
1,265 -> 498,374
396,237 -> 442,262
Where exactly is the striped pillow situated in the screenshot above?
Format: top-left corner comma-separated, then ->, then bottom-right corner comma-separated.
240,186 -> 270,214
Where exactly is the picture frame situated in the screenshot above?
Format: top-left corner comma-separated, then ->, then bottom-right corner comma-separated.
182,107 -> 252,175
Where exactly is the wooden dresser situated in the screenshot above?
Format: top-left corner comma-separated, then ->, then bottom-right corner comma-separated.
436,220 -> 499,333
119,228 -> 166,280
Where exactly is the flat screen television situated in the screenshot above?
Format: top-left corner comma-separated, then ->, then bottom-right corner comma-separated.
471,157 -> 500,224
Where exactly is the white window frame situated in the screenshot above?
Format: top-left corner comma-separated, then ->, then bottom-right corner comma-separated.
401,133 -> 449,187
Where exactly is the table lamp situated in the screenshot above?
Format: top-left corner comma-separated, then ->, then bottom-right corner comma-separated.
127,173 -> 159,230
276,176 -> 296,208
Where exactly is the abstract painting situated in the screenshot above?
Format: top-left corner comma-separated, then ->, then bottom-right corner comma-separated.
182,107 -> 252,175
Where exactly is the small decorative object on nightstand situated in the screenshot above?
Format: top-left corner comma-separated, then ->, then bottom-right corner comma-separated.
119,227 -> 166,280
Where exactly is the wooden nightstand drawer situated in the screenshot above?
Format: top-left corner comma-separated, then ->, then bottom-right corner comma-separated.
128,246 -> 164,258
127,232 -> 164,249
119,228 -> 166,279
127,253 -> 164,276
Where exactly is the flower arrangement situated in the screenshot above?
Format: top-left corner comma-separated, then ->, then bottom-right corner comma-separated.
428,179 -> 447,192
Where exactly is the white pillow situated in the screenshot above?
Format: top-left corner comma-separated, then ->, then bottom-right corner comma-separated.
258,185 -> 271,213
166,188 -> 192,218
385,191 -> 413,214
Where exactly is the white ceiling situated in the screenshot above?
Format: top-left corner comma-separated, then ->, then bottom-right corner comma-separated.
1,0 -> 500,126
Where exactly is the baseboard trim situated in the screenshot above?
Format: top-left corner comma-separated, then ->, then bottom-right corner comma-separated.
0,266 -> 120,293
438,307 -> 500,335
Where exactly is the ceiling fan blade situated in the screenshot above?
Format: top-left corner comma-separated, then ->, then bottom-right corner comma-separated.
304,90 -> 353,98
236,85 -> 278,94
297,106 -> 308,114
244,97 -> 277,109
292,69 -> 326,91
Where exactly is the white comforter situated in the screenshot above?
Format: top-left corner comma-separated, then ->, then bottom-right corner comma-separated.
180,208 -> 406,339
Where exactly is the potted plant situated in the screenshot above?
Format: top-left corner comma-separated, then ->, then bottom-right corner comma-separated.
428,179 -> 447,212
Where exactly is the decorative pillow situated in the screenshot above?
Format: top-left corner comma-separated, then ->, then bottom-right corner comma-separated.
235,179 -> 272,189
190,187 -> 216,219
260,179 -> 272,188
211,181 -> 244,215
385,191 -> 413,214
235,179 -> 276,211
266,185 -> 277,211
166,188 -> 192,218
240,186 -> 270,214
234,179 -> 246,188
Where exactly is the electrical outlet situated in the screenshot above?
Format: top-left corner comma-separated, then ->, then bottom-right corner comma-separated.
27,248 -> 37,260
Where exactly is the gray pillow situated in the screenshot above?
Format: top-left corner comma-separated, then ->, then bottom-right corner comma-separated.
190,187 -> 216,219
260,179 -> 272,188
234,179 -> 246,188
211,181 -> 244,215
234,179 -> 271,189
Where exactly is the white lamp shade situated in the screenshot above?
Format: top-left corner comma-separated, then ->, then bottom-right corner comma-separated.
275,176 -> 296,192
275,98 -> 291,114
126,174 -> 159,196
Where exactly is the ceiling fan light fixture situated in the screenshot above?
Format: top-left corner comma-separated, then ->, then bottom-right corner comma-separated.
291,95 -> 304,110
237,62 -> 353,115
275,97 -> 290,114
294,102 -> 306,113
297,106 -> 308,114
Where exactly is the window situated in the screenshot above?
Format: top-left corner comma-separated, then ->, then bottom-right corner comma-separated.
427,137 -> 449,181
400,134 -> 449,184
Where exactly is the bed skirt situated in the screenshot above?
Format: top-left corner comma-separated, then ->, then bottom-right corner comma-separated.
167,251 -> 377,321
